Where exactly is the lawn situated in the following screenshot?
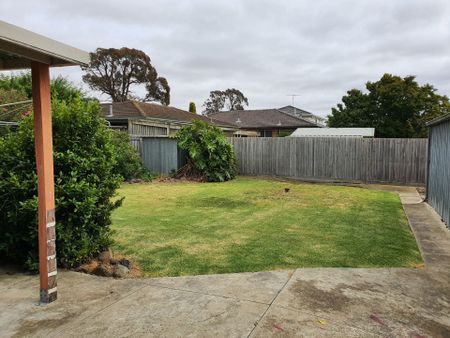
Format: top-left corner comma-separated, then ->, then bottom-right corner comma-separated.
111,177 -> 422,277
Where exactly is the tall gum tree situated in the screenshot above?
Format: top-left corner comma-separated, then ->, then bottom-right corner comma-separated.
82,47 -> 170,105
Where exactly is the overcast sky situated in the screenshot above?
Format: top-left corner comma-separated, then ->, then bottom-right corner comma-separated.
2,0 -> 450,117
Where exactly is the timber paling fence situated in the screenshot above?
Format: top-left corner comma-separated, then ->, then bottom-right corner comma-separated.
229,137 -> 428,185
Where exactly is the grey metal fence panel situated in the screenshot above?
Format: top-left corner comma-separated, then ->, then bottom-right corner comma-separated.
427,120 -> 450,227
229,137 -> 427,185
141,137 -> 179,175
130,136 -> 142,155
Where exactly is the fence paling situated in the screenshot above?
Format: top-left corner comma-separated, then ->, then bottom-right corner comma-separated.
229,137 -> 427,185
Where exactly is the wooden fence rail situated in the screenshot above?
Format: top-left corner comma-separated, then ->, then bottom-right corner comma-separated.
229,137 -> 428,185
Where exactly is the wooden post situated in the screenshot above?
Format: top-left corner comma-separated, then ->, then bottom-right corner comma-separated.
31,62 -> 57,303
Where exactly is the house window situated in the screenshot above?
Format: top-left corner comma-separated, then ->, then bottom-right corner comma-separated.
261,130 -> 272,137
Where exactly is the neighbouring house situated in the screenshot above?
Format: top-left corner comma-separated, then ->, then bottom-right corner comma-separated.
290,127 -> 375,138
100,101 -> 237,137
101,101 -> 237,175
210,108 -> 323,137
278,105 -> 327,127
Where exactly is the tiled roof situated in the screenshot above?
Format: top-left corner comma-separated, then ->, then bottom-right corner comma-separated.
209,109 -> 319,128
101,101 -> 139,118
100,101 -> 235,127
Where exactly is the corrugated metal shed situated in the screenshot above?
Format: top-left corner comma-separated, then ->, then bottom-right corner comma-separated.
290,128 -> 375,138
426,113 -> 450,228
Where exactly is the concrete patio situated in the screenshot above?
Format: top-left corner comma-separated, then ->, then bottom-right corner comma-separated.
1,187 -> 450,337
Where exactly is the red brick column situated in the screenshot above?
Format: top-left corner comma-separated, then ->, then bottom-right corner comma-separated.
32,61 -> 57,303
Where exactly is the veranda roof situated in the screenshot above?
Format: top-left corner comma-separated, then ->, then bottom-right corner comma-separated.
0,20 -> 89,70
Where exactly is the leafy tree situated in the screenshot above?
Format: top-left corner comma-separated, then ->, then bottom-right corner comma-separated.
202,88 -> 248,115
0,73 -> 32,124
0,72 -> 32,98
0,88 -> 31,122
328,74 -> 450,138
202,90 -> 224,115
0,73 -> 91,101
175,121 -> 237,182
222,88 -> 249,111
0,73 -> 148,179
0,98 -> 123,270
189,102 -> 197,114
50,76 -> 86,102
82,47 -> 170,105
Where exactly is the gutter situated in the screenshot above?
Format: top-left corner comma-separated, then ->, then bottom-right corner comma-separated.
426,113 -> 450,127
104,115 -> 237,131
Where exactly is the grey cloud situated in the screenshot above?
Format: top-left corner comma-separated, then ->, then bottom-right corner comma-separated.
1,0 -> 450,116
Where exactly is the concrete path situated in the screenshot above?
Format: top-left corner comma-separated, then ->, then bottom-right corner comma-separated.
1,186 -> 450,338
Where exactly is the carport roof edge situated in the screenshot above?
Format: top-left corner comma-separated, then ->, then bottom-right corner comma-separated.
0,20 -> 89,70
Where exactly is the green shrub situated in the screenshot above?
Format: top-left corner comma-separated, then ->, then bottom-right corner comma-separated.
278,130 -> 293,137
112,131 -> 154,181
188,102 -> 197,114
0,98 -> 122,270
175,120 -> 237,182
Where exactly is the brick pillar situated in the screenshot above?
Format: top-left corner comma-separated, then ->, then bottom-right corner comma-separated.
32,61 -> 57,303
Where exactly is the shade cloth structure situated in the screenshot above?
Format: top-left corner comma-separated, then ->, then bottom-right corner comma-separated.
0,20 -> 89,303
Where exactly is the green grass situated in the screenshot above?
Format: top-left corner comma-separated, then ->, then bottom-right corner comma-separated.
111,177 -> 422,277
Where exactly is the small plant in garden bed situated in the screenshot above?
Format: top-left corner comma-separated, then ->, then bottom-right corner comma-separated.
174,120 -> 237,182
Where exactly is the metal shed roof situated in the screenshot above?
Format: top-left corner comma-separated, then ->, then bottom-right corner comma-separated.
0,20 -> 89,70
289,127 -> 375,137
426,113 -> 450,127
